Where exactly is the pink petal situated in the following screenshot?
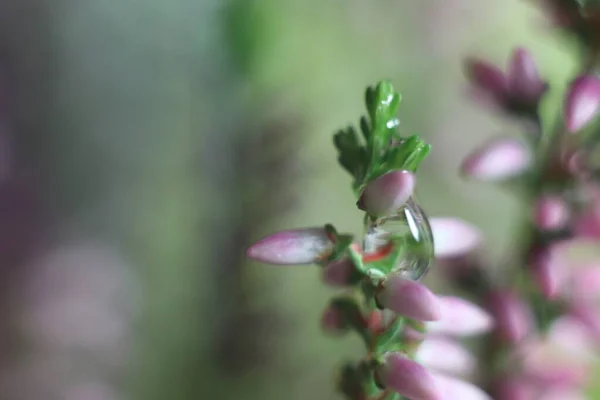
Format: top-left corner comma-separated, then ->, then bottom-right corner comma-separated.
322,258 -> 355,287
359,170 -> 415,217
507,48 -> 546,104
533,196 -> 569,231
460,137 -> 531,181
564,75 -> 600,133
429,218 -> 482,258
246,227 -> 333,265
432,372 -> 491,400
567,265 -> 600,303
377,275 -> 441,321
415,338 -> 475,377
377,353 -> 442,400
427,296 -> 494,336
486,290 -> 532,343
465,59 -> 508,104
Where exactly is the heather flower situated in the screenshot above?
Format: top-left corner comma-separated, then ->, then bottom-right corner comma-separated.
429,218 -> 482,258
246,227 -> 333,265
426,296 -> 494,336
322,258 -> 356,287
487,290 -> 533,343
376,352 -> 442,400
460,137 -> 531,182
564,75 -> 600,133
415,337 -> 475,377
533,195 -> 570,231
358,170 -> 415,216
376,275 -> 441,321
465,48 -> 547,114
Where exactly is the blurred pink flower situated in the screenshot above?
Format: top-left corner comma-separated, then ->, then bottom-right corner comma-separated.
460,137 -> 531,182
415,337 -> 475,377
429,218 -> 482,258
427,296 -> 494,336
564,75 -> 600,133
487,290 -> 533,343
377,352 -> 442,400
322,258 -> 355,287
431,371 -> 491,400
533,196 -> 570,231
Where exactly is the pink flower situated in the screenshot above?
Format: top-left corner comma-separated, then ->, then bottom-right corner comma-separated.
460,137 -> 531,182
246,227 -> 333,265
377,275 -> 442,321
429,218 -> 482,258
358,170 -> 415,217
564,75 -> 600,133
487,290 -> 532,343
432,372 -> 492,400
415,337 -> 475,377
465,48 -> 546,113
377,352 -> 442,400
427,296 -> 494,336
533,196 -> 570,231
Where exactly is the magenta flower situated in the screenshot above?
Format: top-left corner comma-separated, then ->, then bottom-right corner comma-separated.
460,137 -> 531,182
358,170 -> 415,216
376,352 -> 442,400
466,48 -> 546,113
564,75 -> 600,133
429,218 -> 482,258
246,227 -> 333,265
377,275 -> 441,321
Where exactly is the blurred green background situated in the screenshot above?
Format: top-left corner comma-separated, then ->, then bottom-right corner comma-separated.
0,0 -> 589,399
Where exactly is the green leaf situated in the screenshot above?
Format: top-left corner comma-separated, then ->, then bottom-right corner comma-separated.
334,127 -> 367,182
373,317 -> 405,355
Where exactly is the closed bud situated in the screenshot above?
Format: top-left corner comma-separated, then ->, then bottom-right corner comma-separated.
507,48 -> 546,105
320,304 -> 348,335
461,137 -> 531,182
376,275 -> 441,321
533,196 -> 569,231
564,75 -> 600,133
376,352 -> 441,400
427,296 -> 494,337
246,227 -> 333,265
429,218 -> 482,258
358,170 -> 415,217
487,290 -> 532,343
322,258 -> 356,287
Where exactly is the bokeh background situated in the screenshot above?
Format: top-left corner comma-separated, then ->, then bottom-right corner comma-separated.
0,0 -> 589,399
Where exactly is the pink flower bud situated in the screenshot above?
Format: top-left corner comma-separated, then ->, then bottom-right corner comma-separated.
322,258 -> 355,287
564,75 -> 600,133
460,137 -> 531,182
359,170 -> 415,217
487,290 -> 532,343
377,352 -> 442,400
432,372 -> 491,400
533,196 -> 569,231
377,275 -> 441,321
429,218 -> 482,259
530,250 -> 564,299
246,227 -> 333,265
465,59 -> 508,106
547,316 -> 596,361
415,338 -> 475,377
427,296 -> 494,337
507,48 -> 546,104
320,304 -> 348,335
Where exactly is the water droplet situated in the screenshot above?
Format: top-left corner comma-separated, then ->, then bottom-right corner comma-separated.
363,197 -> 434,281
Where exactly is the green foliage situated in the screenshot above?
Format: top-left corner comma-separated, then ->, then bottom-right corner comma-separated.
333,80 -> 431,195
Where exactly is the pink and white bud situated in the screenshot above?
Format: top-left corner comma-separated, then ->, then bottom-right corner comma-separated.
533,196 -> 569,231
415,338 -> 475,377
377,275 -> 441,321
427,296 -> 494,337
322,258 -> 355,287
377,352 -> 442,400
487,290 -> 532,343
246,227 -> 333,265
431,372 -> 492,400
465,59 -> 508,106
564,75 -> 600,133
507,48 -> 546,104
429,218 -> 482,259
460,137 -> 531,182
359,170 -> 415,217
